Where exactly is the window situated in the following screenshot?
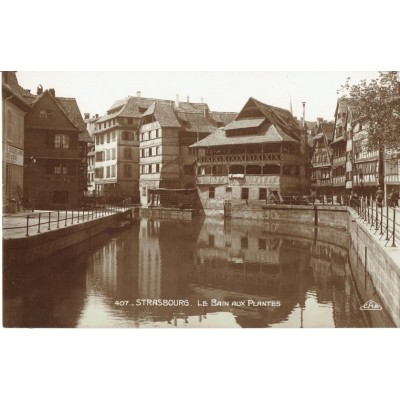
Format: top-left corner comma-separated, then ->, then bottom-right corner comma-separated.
54,164 -> 68,175
226,187 -> 232,193
111,164 -> 116,177
122,131 -> 131,141
259,188 -> 267,200
55,134 -> 69,149
106,166 -> 110,178
149,164 -> 153,173
100,134 -> 104,145
141,149 -> 145,158
124,148 -> 132,160
40,109 -> 53,119
112,148 -> 116,160
112,132 -> 116,142
188,147 -> 196,156
96,136 -> 99,145
241,236 -> 248,249
52,191 -> 68,204
148,147 -> 152,157
156,129 -> 160,138
124,164 -> 132,177
127,118 -> 133,124
95,167 -> 104,178
156,164 -> 160,173
156,146 -> 160,155
241,187 -> 249,200
209,187 -> 215,199
107,133 -> 110,143
208,235 -> 215,247
258,238 -> 266,250
106,149 -> 110,160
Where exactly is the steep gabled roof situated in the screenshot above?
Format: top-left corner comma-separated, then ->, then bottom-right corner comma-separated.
234,97 -> 301,141
2,72 -> 34,108
191,123 -> 297,148
143,102 -> 181,128
29,90 -> 83,132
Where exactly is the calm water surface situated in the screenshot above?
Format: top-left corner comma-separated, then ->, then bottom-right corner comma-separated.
3,218 -> 395,328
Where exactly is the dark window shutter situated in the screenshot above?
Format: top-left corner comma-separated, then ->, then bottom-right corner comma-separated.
46,133 -> 54,148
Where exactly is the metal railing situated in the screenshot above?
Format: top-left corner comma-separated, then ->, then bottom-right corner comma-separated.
350,197 -> 400,247
3,203 -> 132,238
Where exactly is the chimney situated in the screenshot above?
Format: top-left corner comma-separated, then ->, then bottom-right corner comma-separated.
317,117 -> 323,126
302,102 -> 306,128
201,97 -> 204,103
37,84 -> 43,95
49,88 -> 55,97
95,114 -> 99,118
137,91 -> 141,97
84,113 -> 90,119
175,94 -> 180,108
187,96 -> 190,103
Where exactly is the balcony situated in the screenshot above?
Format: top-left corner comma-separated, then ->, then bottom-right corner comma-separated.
197,153 -> 300,164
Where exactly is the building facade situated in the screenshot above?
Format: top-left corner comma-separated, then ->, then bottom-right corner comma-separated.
23,88 -> 87,210
351,120 -> 380,198
139,98 -> 236,207
310,119 -> 334,197
330,99 -> 349,196
2,72 -> 31,213
191,97 -> 309,216
93,96 -> 162,202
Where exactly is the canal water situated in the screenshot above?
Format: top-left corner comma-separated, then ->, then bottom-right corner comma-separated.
3,217 -> 396,328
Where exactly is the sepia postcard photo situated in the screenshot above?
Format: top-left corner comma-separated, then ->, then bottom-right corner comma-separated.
2,71 -> 400,328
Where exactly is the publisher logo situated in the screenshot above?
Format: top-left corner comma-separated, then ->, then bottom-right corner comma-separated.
360,300 -> 382,311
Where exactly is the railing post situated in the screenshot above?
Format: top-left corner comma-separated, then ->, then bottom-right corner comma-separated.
375,201 -> 378,230
386,205 -> 389,241
48,212 -> 51,230
57,211 -> 60,229
71,210 -> 74,225
37,213 -> 41,233
77,210 -> 80,223
26,215 -> 30,237
392,208 -> 396,247
65,210 -> 68,227
380,205 -> 383,235
83,209 -> 85,222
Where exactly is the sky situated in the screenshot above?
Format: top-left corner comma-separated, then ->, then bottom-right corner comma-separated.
16,71 -> 380,122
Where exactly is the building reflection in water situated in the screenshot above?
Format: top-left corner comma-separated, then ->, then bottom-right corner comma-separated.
3,218 -> 396,328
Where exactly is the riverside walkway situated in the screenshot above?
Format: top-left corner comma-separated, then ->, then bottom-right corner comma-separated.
2,206 -> 132,239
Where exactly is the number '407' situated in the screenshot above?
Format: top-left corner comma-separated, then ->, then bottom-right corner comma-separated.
115,301 -> 129,306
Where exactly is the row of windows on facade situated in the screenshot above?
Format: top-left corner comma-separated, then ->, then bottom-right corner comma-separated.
95,131 -> 134,145
208,186 -> 268,200
198,164 -> 301,175
313,162 -> 378,180
95,148 -> 133,161
140,129 -> 161,142
139,164 -> 194,175
44,164 -> 75,175
203,144 -> 299,156
95,164 -> 132,178
96,117 -> 135,131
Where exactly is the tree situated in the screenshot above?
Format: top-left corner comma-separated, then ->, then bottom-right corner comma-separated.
339,71 -> 400,157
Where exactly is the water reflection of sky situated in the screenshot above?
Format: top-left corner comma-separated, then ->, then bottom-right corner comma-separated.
3,218 -> 396,328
